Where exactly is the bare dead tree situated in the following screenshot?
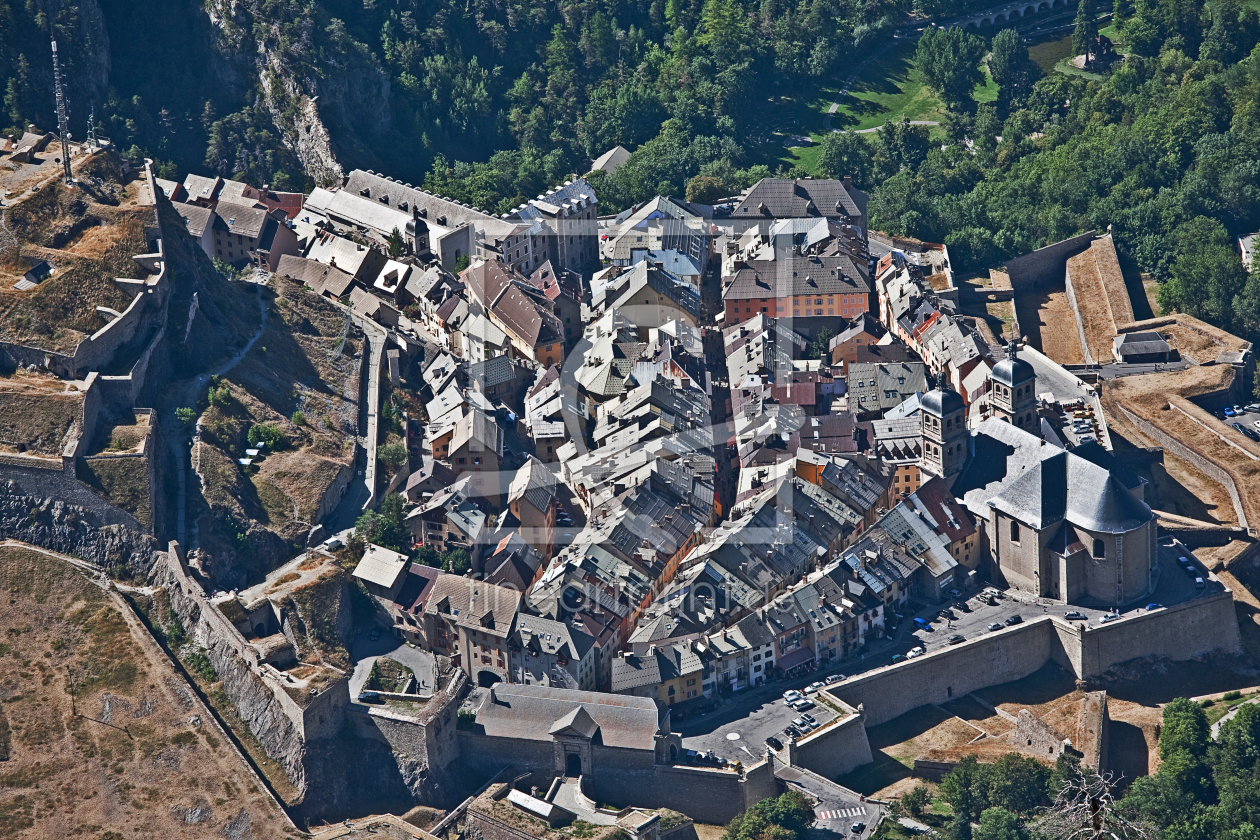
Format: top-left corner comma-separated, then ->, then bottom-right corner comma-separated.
1032,769 -> 1154,840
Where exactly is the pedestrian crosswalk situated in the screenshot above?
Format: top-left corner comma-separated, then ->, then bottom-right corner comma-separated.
817,807 -> 866,820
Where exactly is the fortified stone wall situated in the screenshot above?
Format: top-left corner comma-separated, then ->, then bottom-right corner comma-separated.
0,482 -> 155,570
1005,232 -> 1096,292
791,705 -> 874,780
1077,590 -> 1241,674
149,541 -> 352,803
832,619 -> 1061,727
1117,405 -> 1250,531
833,601 -> 1241,728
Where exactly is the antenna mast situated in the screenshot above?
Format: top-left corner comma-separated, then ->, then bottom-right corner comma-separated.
51,37 -> 73,182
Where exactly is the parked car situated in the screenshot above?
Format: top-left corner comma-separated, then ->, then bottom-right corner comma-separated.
784,725 -> 801,738
913,617 -> 929,627
357,690 -> 383,704
800,712 -> 817,724
1225,406 -> 1236,417
322,536 -> 344,551
1005,614 -> 1023,625
825,674 -> 846,685
987,622 -> 1003,631
765,736 -> 784,751
806,681 -> 825,694
1146,603 -> 1164,611
891,654 -> 906,664
1100,613 -> 1121,623
1196,577 -> 1206,588
984,587 -> 1003,597
907,646 -> 926,659
1064,611 -> 1087,620
1182,562 -> 1198,577
783,689 -> 803,701
948,634 -> 965,645
792,716 -> 813,730
852,823 -> 867,834
1234,405 -> 1243,414
1245,404 -> 1260,412
954,601 -> 971,612
1244,428 -> 1260,442
938,609 -> 956,620
791,699 -> 815,712
1234,423 -> 1246,433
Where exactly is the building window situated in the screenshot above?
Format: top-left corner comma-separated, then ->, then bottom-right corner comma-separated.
1010,520 -> 1020,543
687,678 -> 696,686
1093,539 -> 1105,558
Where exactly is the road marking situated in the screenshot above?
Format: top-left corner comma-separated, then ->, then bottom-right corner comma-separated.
818,808 -> 867,820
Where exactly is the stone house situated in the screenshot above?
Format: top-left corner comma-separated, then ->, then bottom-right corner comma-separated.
210,200 -> 300,271
508,179 -> 600,277
448,410 -> 503,504
611,641 -> 709,709
510,614 -> 599,691
507,457 -> 557,561
352,544 -> 411,601
423,573 -> 522,687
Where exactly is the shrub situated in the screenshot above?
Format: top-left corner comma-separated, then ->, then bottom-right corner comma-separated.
291,411 -> 306,426
378,442 -> 408,472
175,407 -> 197,424
1224,690 -> 1242,701
248,423 -> 285,449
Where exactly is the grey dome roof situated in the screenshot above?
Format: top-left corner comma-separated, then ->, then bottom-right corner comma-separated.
992,355 -> 1035,387
921,384 -> 964,416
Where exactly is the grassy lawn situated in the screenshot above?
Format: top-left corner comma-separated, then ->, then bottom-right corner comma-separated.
751,41 -> 997,174
1029,34 -> 1074,73
830,41 -> 950,132
1202,692 -> 1259,726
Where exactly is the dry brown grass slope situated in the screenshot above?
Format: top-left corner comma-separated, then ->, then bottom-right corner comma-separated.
0,543 -> 291,838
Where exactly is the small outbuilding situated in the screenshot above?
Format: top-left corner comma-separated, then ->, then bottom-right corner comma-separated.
1112,331 -> 1174,364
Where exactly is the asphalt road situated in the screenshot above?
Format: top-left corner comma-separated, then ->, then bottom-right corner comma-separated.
681,545 -> 1218,760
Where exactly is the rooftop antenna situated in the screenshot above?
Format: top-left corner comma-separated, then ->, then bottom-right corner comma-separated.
51,34 -> 73,182
87,105 -> 98,150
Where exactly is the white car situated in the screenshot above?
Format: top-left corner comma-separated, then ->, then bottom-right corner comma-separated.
782,690 -> 804,705
805,681 -> 825,694
1100,613 -> 1121,623
907,646 -> 926,659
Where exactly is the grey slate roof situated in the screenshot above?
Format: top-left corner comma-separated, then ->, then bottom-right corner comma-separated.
732,178 -> 863,221
847,361 -> 927,414
955,418 -> 1153,535
469,355 -> 515,390
724,253 -> 868,301
476,684 -> 660,750
174,203 -> 215,237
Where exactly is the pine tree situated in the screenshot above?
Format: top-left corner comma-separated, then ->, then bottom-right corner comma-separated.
1073,0 -> 1100,66
4,54 -> 31,133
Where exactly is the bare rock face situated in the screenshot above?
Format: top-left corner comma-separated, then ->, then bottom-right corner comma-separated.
0,484 -> 157,575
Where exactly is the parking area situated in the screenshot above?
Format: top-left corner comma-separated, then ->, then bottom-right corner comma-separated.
681,685 -> 844,761
1209,403 -> 1260,443
882,540 -> 1221,660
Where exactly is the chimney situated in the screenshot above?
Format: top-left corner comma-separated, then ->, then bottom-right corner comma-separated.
843,175 -> 852,189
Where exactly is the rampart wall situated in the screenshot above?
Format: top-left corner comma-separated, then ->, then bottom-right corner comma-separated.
1117,404 -> 1251,531
792,705 -> 874,780
833,600 -> 1240,727
150,541 -> 350,801
1062,259 -> 1094,365
1004,232 -> 1096,292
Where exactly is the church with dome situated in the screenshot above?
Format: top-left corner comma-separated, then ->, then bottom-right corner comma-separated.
916,345 -> 1157,607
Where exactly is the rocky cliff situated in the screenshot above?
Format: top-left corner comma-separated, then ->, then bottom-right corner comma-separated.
0,483 -> 158,575
202,0 -> 395,186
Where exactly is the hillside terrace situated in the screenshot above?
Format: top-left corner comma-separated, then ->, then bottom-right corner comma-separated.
0,159 -> 157,355
0,369 -> 84,457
